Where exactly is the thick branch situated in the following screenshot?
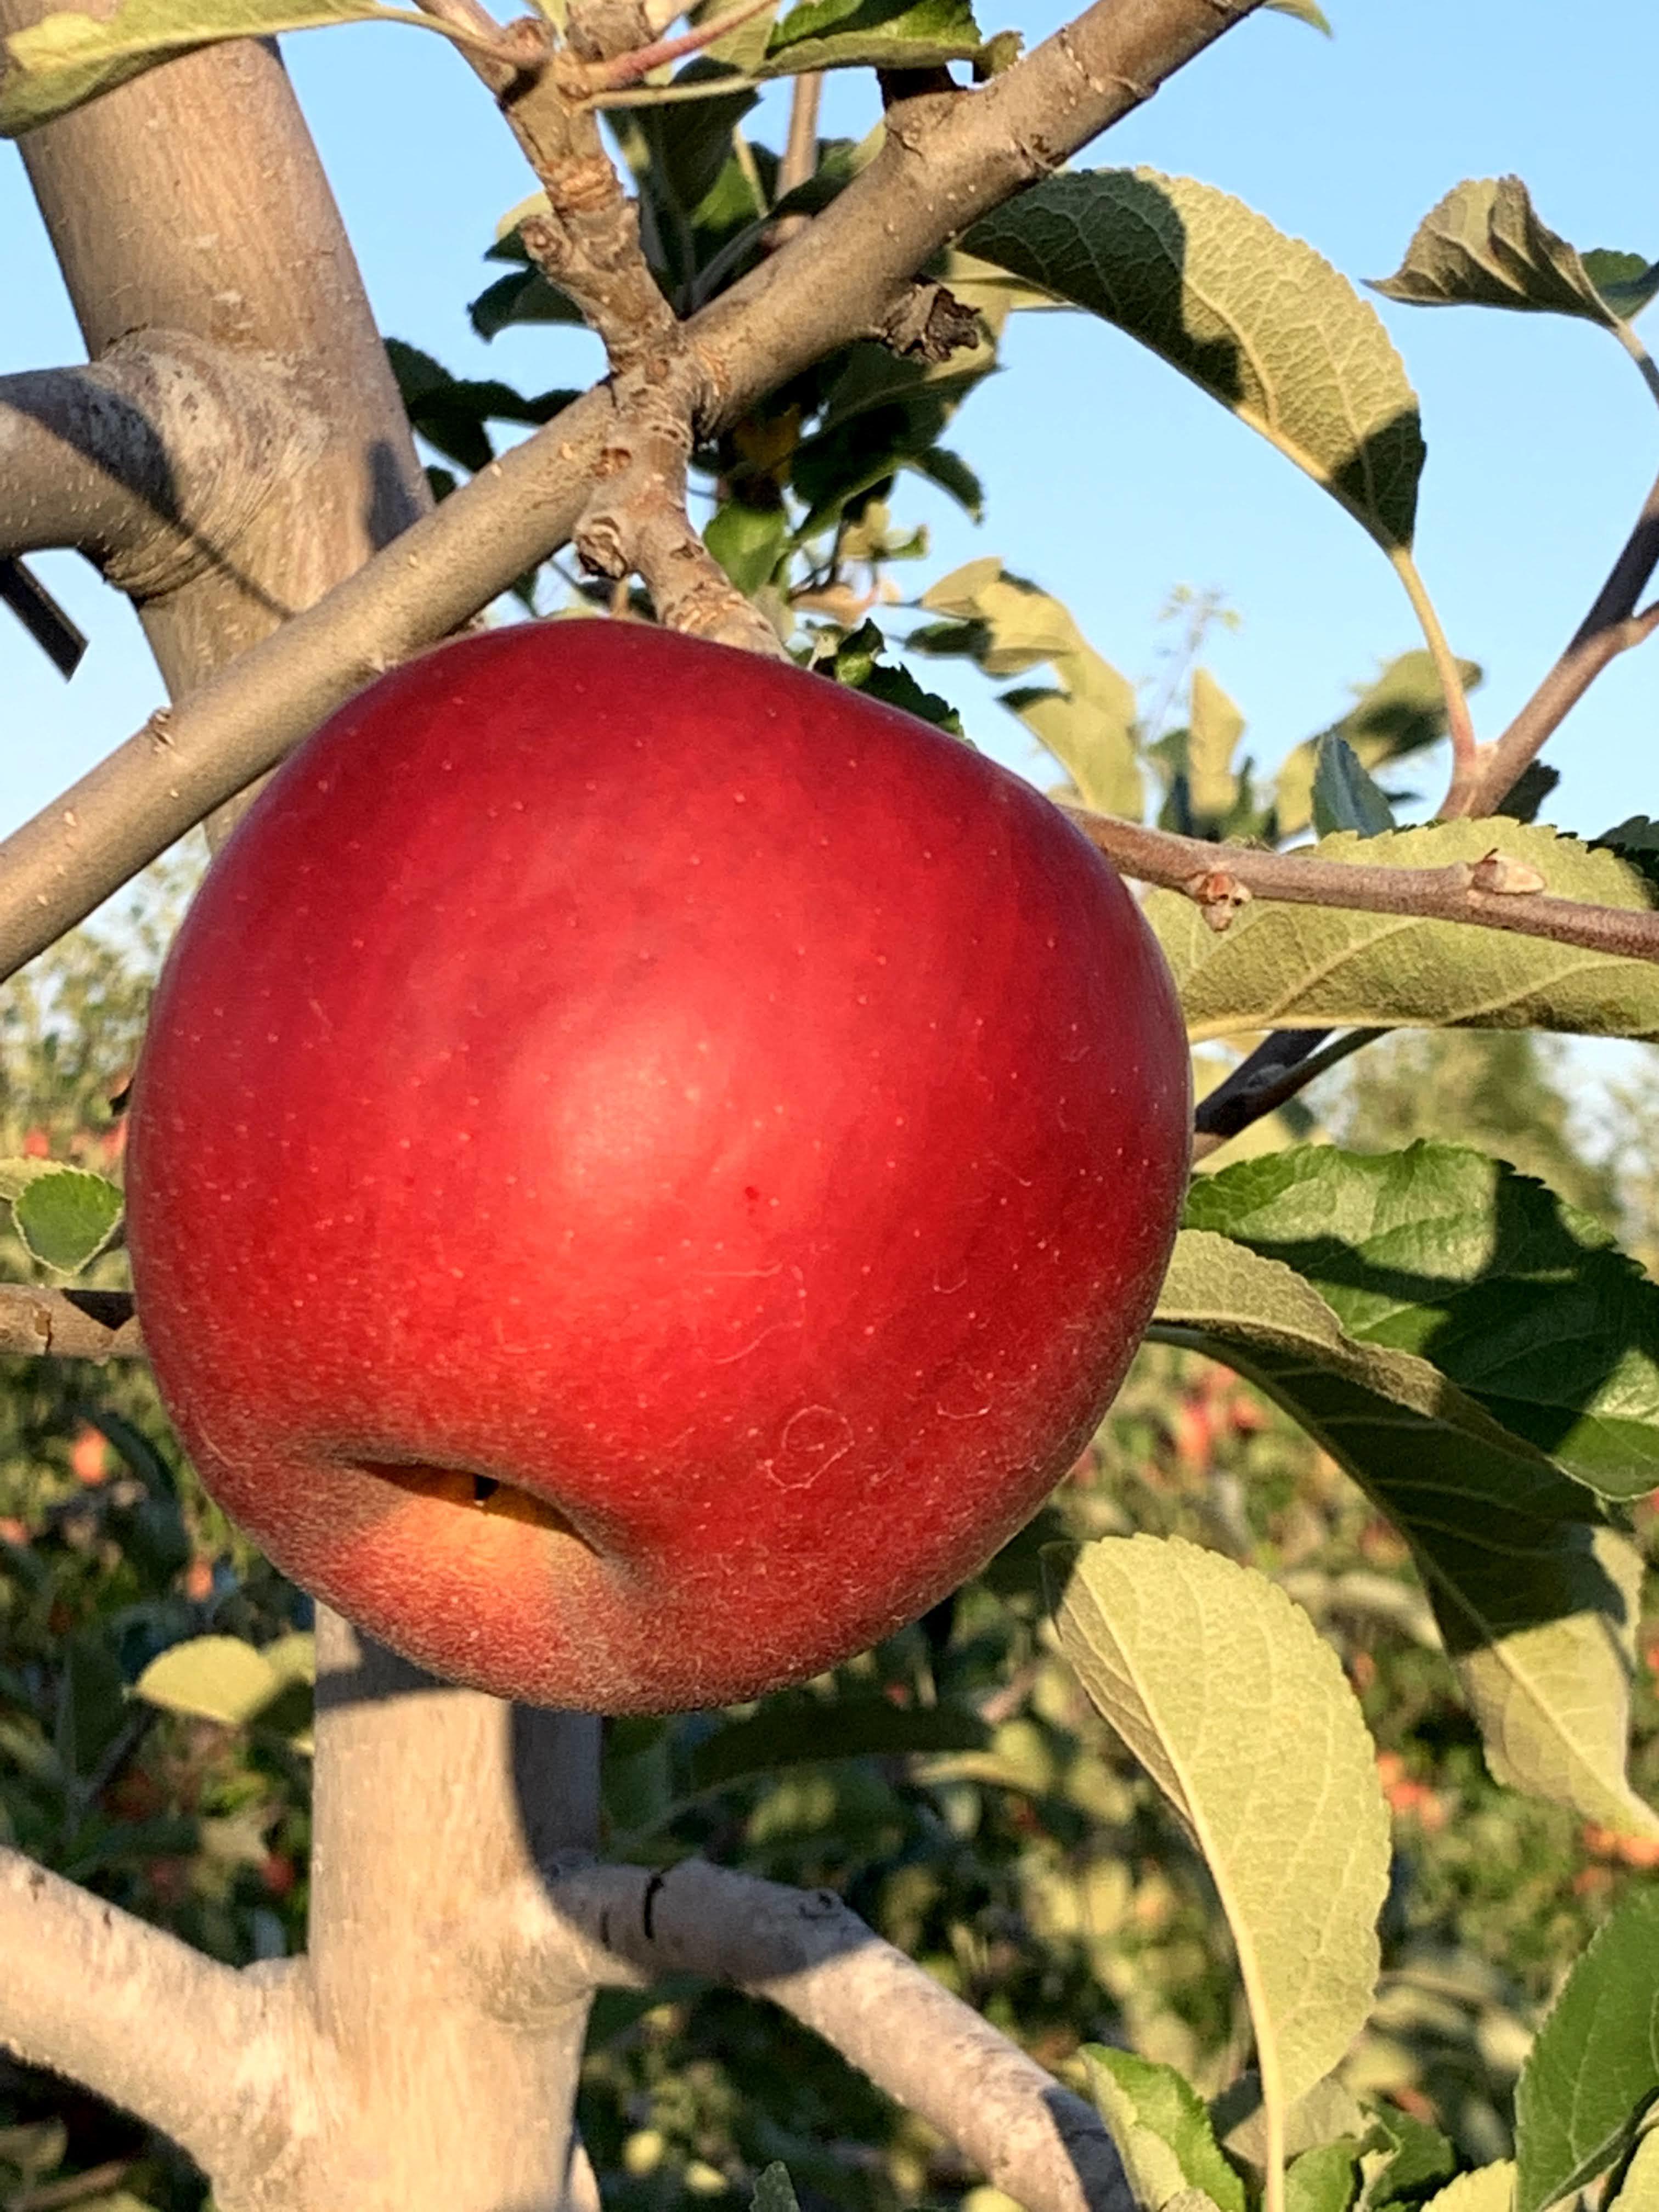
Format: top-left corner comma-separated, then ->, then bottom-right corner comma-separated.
0,1847 -> 284,2178
0,336 -> 314,599
0,1284 -> 140,1358
475,1859 -> 1133,2212
0,0 -> 1267,984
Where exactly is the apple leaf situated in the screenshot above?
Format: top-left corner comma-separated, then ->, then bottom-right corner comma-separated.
1085,2047 -> 1248,2212
963,169 -> 1424,555
1372,176 -> 1658,333
1609,2131 -> 1659,2212
12,1167 -> 122,1275
383,340 -> 574,473
1152,1232 -> 1657,1837
686,1690 -> 988,1793
755,0 -> 988,76
0,0 -> 468,136
706,500 -> 790,595
1183,1143 -> 1659,1499
752,2166 -> 803,2212
1419,2171 -> 1514,2212
1515,1888 -> 1659,2212
915,559 -> 1143,817
1146,819 -> 1659,1044
1047,1536 -> 1391,2116
1288,2142 -> 1364,2212
1311,733 -> 1396,838
1184,668 -> 1246,825
1261,0 -> 1331,31
1357,2108 -> 1458,2211
134,1637 -> 289,1729
1274,650 -> 1482,840
0,1156 -> 61,1204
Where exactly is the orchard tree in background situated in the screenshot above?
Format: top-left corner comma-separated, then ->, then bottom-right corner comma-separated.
1,0 -> 1658,2209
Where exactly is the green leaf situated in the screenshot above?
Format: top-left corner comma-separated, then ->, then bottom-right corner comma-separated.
1420,2172 -> 1514,2212
752,2166 -> 803,2212
1047,1536 -> 1390,2114
1153,1231 -> 1658,1836
0,0 -> 466,135
1183,1143 -> 1659,1499
1312,734 -> 1396,837
0,1155 -> 60,1203
134,1635 -> 289,1729
1086,2047 -> 1248,2212
822,623 -> 964,736
1146,819 -> 1659,1044
13,1167 -> 122,1273
1515,1888 -> 1659,2212
1289,2142 -> 1364,2212
916,559 -> 1143,816
385,338 -> 573,471
759,0 -> 986,75
1372,176 -> 1658,333
1359,2108 -> 1458,2209
964,169 -> 1424,554
706,499 -> 789,595
1594,816 -> 1659,897
1276,650 -> 1483,840
57,1630 -> 127,1778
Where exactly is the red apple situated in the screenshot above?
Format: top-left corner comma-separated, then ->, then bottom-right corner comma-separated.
125,621 -> 1190,1713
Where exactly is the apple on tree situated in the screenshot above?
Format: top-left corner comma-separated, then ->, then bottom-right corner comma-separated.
125,620 -> 1190,1713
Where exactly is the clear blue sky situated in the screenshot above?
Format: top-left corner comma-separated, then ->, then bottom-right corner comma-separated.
3,1 -> 1656,865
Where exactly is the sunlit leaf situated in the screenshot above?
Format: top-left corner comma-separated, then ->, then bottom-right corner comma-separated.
1145,820 -> 1659,1044
1311,734 -> 1396,837
1048,1535 -> 1390,2115
1087,2047 -> 1248,2212
759,0 -> 986,75
134,1635 -> 286,1729
13,1167 -> 122,1274
966,169 -> 1423,552
1184,1143 -> 1659,1498
1153,1231 -> 1657,1836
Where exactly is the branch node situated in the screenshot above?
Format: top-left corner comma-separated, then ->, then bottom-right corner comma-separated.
1183,866 -> 1254,930
1469,848 -> 1548,896
878,282 -> 984,362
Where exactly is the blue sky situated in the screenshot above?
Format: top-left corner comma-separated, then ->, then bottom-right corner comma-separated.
3,0 -> 1656,871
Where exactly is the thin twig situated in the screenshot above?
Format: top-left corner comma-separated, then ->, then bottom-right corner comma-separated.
572,0 -> 780,91
1191,1028 -> 1381,1159
767,71 -> 823,247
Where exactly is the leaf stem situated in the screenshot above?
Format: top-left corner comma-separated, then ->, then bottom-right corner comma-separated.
1613,319 -> 1659,413
1389,547 -> 1477,814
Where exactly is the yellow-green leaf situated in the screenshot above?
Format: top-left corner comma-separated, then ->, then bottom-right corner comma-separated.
1047,1534 -> 1390,2133
134,1635 -> 285,1728
965,170 -> 1424,554
1421,2169 -> 1515,2212
1372,177 -> 1658,332
1147,820 -> 1659,1043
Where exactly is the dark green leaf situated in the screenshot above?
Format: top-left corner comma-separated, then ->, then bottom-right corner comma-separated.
906,444 -> 983,519
55,1630 -> 127,1779
1362,2109 -> 1459,2209
384,338 -> 574,469
1582,250 -> 1659,322
469,266 -> 586,341
14,1166 -> 122,1273
1312,732 -> 1398,837
1277,649 -> 1482,838
1183,1142 -> 1659,1498
1515,1887 -> 1659,2212
1594,816 -> 1659,896
1496,761 -> 1561,824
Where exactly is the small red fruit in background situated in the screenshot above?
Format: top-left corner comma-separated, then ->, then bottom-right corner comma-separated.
126,622 -> 1190,1713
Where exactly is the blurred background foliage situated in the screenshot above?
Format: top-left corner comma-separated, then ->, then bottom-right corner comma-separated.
1,866 -> 1655,2212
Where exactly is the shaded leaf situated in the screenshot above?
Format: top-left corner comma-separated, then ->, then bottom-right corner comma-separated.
1048,1535 -> 1390,2111
1152,1231 -> 1657,1836
1515,1888 -> 1659,2212
1086,2047 -> 1248,2212
14,1167 -> 122,1273
1147,820 -> 1659,1044
965,169 -> 1423,553
1289,2142 -> 1364,2212
385,338 -> 573,471
690,1690 -> 986,1793
1312,733 -> 1396,837
822,621 -> 964,736
1372,176 -> 1657,332
752,2166 -> 803,2212
1276,650 -> 1482,840
1184,1143 -> 1659,1499
1420,2171 -> 1514,2212
1,0 -> 464,134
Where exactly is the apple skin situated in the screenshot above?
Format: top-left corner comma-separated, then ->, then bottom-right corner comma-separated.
125,620 -> 1190,1713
